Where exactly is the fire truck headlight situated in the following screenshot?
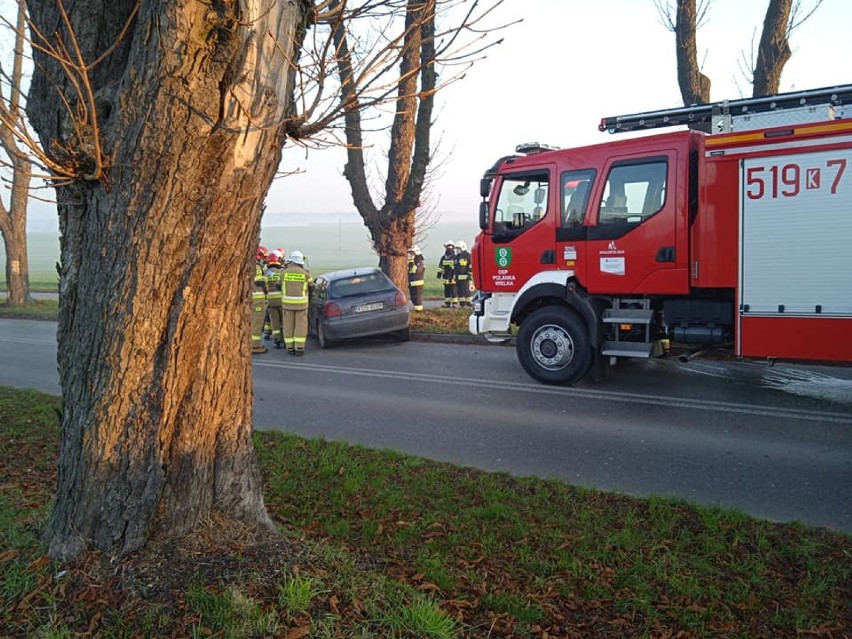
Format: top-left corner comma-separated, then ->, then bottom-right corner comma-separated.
472,292 -> 489,316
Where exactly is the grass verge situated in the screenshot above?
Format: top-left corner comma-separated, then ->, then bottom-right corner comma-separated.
1,386 -> 849,638
0,299 -> 59,321
410,307 -> 471,334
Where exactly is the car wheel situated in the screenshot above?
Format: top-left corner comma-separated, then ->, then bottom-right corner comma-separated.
317,323 -> 333,349
516,307 -> 592,385
394,326 -> 411,342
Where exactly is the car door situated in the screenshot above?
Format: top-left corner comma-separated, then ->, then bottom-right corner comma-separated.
308,276 -> 327,333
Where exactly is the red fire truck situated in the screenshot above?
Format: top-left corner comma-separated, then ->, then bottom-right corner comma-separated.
469,84 -> 852,385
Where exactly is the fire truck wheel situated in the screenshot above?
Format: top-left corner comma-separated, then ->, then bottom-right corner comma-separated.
516,307 -> 592,385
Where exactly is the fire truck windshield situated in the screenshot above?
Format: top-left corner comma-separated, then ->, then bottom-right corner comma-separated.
493,171 -> 549,235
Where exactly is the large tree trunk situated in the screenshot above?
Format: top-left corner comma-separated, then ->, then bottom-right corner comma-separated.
26,0 -> 310,560
753,0 -> 793,96
370,212 -> 415,296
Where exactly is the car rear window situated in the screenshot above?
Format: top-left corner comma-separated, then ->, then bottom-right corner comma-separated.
329,273 -> 395,299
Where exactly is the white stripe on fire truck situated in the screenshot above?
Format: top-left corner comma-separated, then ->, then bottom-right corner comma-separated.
705,133 -> 852,158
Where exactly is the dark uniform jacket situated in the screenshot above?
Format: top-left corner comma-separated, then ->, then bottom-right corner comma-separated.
437,250 -> 456,282
409,254 -> 425,286
454,250 -> 471,283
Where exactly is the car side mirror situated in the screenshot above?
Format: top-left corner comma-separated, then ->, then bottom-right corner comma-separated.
480,178 -> 491,198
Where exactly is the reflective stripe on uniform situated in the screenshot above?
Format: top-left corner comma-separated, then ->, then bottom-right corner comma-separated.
283,296 -> 309,305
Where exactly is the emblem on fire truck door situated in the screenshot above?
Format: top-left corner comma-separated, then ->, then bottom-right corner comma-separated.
495,247 -> 512,268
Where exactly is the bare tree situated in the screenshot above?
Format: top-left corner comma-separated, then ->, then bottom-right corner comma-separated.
656,0 -> 711,104
24,0 -> 312,560
0,0 -> 34,305
752,0 -> 824,95
290,0 -> 507,292
332,0 -> 435,289
656,0 -> 824,102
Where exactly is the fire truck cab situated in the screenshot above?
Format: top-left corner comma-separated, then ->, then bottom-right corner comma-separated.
470,84 -> 852,385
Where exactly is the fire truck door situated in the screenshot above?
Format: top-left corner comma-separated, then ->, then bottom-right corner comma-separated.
483,168 -> 557,293
583,152 -> 689,295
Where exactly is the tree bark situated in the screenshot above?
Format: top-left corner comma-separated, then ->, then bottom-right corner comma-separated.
25,0 -> 310,560
0,1 -> 33,306
753,0 -> 792,96
0,192 -> 32,306
674,0 -> 711,105
0,145 -> 33,305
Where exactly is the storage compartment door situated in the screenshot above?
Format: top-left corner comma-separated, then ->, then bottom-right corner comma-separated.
739,150 -> 852,360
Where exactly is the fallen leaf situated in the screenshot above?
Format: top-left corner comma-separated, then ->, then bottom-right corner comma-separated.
0,548 -> 20,562
286,625 -> 311,639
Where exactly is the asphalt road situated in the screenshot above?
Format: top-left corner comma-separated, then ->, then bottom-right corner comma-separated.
2,318 -> 851,532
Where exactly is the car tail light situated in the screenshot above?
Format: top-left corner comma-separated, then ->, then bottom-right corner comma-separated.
324,302 -> 342,318
394,290 -> 407,307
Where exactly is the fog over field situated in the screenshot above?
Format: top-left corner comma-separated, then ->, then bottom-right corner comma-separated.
1,210 -> 479,285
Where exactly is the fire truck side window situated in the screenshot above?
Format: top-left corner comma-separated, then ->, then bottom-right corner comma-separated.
493,172 -> 549,234
560,169 -> 596,226
599,160 -> 667,225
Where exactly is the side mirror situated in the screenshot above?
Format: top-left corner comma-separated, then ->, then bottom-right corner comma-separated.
480,178 -> 492,198
479,200 -> 489,230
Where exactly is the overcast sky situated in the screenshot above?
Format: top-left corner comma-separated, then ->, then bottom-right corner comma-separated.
10,0 -> 852,230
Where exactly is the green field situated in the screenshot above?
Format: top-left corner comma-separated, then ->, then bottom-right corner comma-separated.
1,220 -> 479,297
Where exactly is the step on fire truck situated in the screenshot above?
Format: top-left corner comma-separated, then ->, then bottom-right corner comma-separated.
469,84 -> 852,385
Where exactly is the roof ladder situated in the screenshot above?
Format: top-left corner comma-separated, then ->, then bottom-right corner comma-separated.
599,83 -> 852,134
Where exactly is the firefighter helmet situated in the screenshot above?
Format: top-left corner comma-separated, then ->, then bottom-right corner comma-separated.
411,245 -> 422,256
266,252 -> 282,267
256,245 -> 268,262
444,240 -> 455,248
456,241 -> 467,251
288,250 -> 306,266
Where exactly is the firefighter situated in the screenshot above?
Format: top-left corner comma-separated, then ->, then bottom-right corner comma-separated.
251,246 -> 268,354
454,240 -> 473,307
281,250 -> 312,356
437,240 -> 457,307
264,250 -> 285,348
408,245 -> 426,311
261,248 -> 285,340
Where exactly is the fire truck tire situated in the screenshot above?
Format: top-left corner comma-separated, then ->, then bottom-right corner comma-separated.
516,307 -> 592,385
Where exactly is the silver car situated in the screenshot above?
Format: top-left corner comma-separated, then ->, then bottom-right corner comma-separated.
308,267 -> 411,348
